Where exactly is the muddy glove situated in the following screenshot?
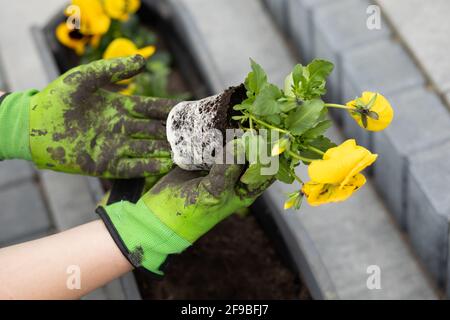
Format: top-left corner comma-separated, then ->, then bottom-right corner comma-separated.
0,55 -> 175,178
97,163 -> 271,275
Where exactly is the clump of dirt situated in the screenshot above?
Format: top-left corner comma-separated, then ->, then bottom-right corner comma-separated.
135,214 -> 311,300
166,84 -> 247,171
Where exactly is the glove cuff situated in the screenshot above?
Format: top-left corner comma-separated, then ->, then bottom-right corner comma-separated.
97,200 -> 192,276
0,90 -> 38,161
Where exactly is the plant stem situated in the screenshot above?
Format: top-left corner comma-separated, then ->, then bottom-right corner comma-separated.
324,103 -> 354,110
290,169 -> 303,184
247,114 -> 290,135
307,145 -> 325,156
288,151 -> 315,163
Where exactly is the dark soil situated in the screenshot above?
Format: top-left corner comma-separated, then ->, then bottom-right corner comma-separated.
135,214 -> 311,300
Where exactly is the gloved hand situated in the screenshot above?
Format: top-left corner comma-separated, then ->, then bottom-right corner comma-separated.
0,55 -> 176,178
97,163 -> 272,275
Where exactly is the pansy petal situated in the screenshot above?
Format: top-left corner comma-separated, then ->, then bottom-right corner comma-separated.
136,46 -> 156,59
307,139 -> 376,185
103,38 -> 138,59
302,174 -> 366,206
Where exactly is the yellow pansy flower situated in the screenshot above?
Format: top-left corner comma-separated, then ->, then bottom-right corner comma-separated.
56,23 -> 89,55
103,38 -> 156,59
302,139 -> 377,206
346,92 -> 394,131
103,0 -> 141,21
69,0 -> 111,36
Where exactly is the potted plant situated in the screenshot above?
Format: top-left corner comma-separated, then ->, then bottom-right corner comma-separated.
167,59 -> 393,209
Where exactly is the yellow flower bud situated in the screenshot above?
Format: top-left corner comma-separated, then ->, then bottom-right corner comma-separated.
271,136 -> 290,156
346,92 -> 394,131
284,192 -> 302,210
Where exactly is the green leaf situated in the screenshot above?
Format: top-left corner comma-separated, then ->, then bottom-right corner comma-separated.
302,120 -> 332,139
240,163 -> 273,185
307,59 -> 334,84
264,114 -> 282,125
284,64 -> 304,97
290,60 -> 334,100
367,111 -> 379,120
299,136 -> 336,160
366,93 -> 378,110
292,64 -> 304,86
279,97 -> 299,113
242,133 -> 264,163
233,100 -> 252,111
276,157 -> 295,184
310,135 -> 336,152
251,83 -> 282,116
284,73 -> 295,97
245,59 -> 268,95
285,99 -> 325,135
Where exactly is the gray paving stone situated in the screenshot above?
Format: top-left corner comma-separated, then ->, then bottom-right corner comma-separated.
0,180 -> 51,244
39,171 -> 100,231
313,0 -> 390,104
377,0 -> 450,94
373,87 -> 450,229
341,38 -> 425,149
0,0 -> 62,90
408,142 -> 450,289
260,127 -> 438,299
262,0 -> 289,33
170,0 -> 294,91
0,58 -> 7,91
287,0 -> 334,63
0,160 -> 34,188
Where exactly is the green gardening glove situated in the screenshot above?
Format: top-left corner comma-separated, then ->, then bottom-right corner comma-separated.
0,55 -> 176,178
97,163 -> 272,275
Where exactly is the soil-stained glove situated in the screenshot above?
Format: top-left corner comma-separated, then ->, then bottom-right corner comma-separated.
97,163 -> 272,275
0,55 -> 176,178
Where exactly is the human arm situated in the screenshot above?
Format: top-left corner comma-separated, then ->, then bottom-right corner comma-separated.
0,160 -> 271,299
0,220 -> 132,300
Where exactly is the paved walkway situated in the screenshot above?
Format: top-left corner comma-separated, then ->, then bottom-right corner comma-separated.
377,0 -> 450,105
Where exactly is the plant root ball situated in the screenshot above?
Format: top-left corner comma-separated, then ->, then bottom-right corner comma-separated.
166,85 -> 246,171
